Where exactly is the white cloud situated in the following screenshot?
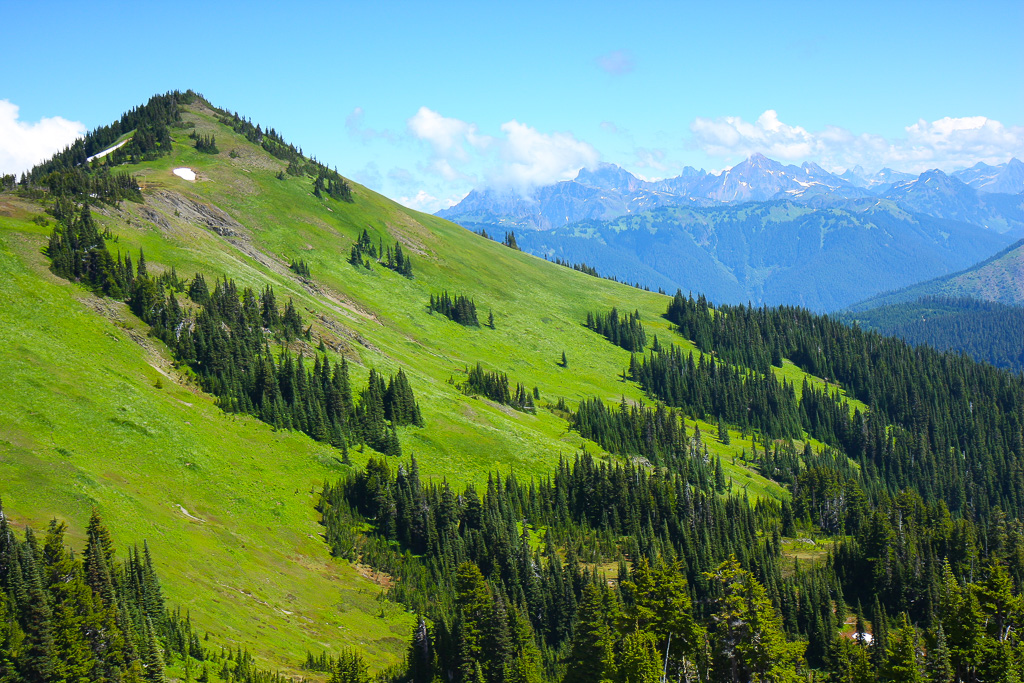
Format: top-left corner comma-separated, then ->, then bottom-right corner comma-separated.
490,120 -> 600,191
690,110 -> 819,161
596,50 -> 635,76
690,109 -> 1024,173
0,100 -> 86,175
407,108 -> 599,193
398,190 -> 441,212
408,107 -> 490,161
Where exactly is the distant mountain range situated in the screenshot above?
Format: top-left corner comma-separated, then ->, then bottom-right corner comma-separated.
438,155 -> 1024,311
439,155 -> 1024,234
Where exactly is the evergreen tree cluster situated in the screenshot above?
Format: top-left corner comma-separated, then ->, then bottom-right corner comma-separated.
571,397 -> 724,482
348,230 -> 413,277
349,228 -> 377,268
0,504 -> 314,683
429,291 -> 479,326
1,174 -> 16,191
463,362 -> 536,413
0,506 -> 171,683
190,131 -> 219,154
166,279 -> 423,456
320,454 -> 806,682
313,170 -> 353,202
382,241 -> 414,278
585,307 -> 647,352
629,344 -> 806,441
36,167 -> 142,203
289,258 -> 311,278
320,433 -> 1024,683
550,257 -> 600,277
502,231 -> 520,250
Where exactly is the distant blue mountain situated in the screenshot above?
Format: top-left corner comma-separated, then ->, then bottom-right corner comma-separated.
439,155 -> 1024,310
952,158 -> 1024,194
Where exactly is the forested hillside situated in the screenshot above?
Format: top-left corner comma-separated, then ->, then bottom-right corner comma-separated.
1,91 -> 1023,681
842,296 -> 1024,373
850,237 -> 1024,310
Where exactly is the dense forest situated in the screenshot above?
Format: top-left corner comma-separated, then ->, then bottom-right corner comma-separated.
841,296 -> 1024,373
310,288 -> 1024,682
663,290 -> 1024,520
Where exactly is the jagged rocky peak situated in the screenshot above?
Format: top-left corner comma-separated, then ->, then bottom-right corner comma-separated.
574,163 -> 643,192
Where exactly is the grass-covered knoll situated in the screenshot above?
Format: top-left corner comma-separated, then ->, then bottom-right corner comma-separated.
1,96 -> 767,672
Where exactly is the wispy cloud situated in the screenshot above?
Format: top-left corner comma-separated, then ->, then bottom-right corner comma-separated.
595,49 -> 635,76
0,100 -> 85,175
690,109 -> 1024,173
352,161 -> 382,190
490,120 -> 599,190
345,106 -> 396,143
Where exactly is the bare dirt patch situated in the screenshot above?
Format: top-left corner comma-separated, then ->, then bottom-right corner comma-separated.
353,563 -> 395,589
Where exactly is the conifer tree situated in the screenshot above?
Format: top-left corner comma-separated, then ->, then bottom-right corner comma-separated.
562,583 -> 617,683
884,614 -> 923,683
704,556 -> 804,682
926,626 -> 954,683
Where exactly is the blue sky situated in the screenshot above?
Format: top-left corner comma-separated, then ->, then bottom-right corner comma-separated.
2,1 -> 1022,210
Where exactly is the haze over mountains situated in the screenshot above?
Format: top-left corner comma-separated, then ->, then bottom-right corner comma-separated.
439,155 -> 1024,311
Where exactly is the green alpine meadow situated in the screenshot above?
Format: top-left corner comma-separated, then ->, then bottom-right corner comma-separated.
1,90 -> 1023,683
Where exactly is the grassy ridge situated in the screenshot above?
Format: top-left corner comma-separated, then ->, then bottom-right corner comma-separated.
0,98 -> 815,672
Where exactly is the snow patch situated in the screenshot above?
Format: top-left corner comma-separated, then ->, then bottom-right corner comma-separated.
173,167 -> 196,182
86,139 -> 128,163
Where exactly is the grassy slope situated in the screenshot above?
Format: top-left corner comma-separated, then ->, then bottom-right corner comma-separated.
0,98 -> 847,672
0,207 -> 415,672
